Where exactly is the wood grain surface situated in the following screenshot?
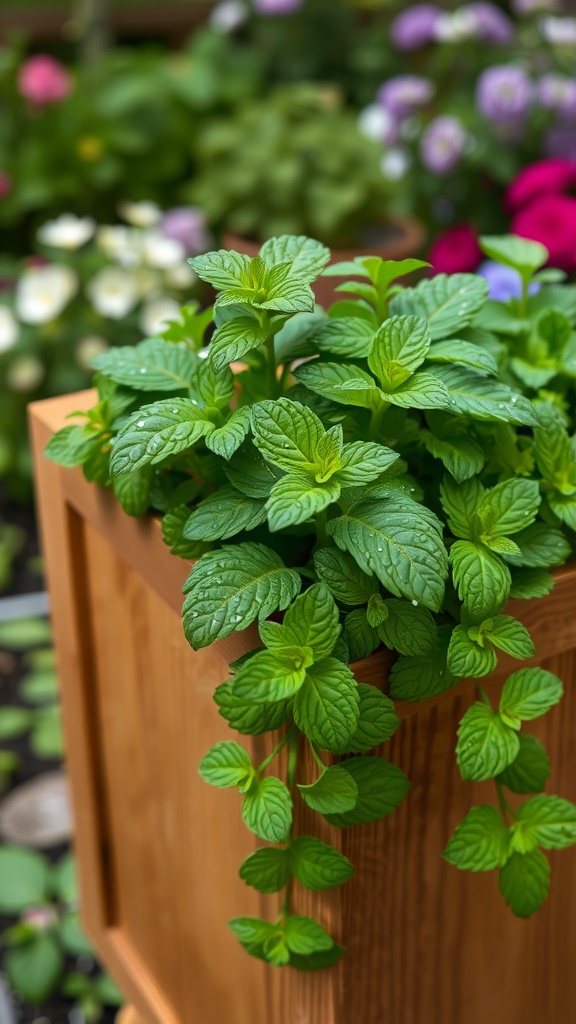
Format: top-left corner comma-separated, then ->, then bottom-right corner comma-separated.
31,391 -> 576,1024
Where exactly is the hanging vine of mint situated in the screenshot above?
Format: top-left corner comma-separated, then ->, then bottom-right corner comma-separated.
46,233 -> 576,967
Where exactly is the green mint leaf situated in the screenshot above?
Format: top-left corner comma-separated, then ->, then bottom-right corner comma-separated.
478,479 -> 541,538
281,583 -> 341,661
110,399 -> 211,475
283,915 -> 334,955
366,593 -> 389,628
450,540 -> 511,619
266,475 -> 340,531
254,261 -> 315,313
214,681 -> 290,735
514,795 -> 576,850
204,408 -> 251,460
183,487 -> 267,542
486,616 -> 535,659
443,806 -> 511,871
483,536 -> 522,556
228,916 -> 278,961
547,491 -> 576,531
382,372 -> 451,410
343,608 -> 381,660
503,523 -> 571,569
233,649 -> 308,703
260,235 -> 330,279
290,837 -> 354,890
499,667 -> 563,729
293,658 -> 360,752
532,403 -> 572,485
368,315 -> 431,388
189,360 -> 235,410
161,505 -> 211,559
497,734 -> 551,794
314,548 -> 377,606
378,599 -> 437,657
479,235 -> 548,280
439,476 -> 484,540
298,764 -> 359,814
224,440 -> 284,497
208,317 -> 270,372
251,398 -> 325,474
288,944 -> 345,971
198,741 -> 253,788
335,441 -> 399,486
324,756 -> 410,828
426,339 -> 498,375
44,425 -> 102,468
427,365 -> 538,426
242,776 -> 292,843
498,849 -> 550,918
328,496 -> 448,612
112,466 -> 152,517
294,361 -> 381,410
509,568 -> 555,600
389,273 -> 489,339
5,934 -> 64,1004
389,626 -> 455,700
313,317 -> 375,358
0,846 -> 51,913
456,703 -> 520,782
190,250 -> 251,291
337,683 -> 399,753
239,848 -> 290,894
182,542 -> 301,649
422,430 -> 485,484
447,625 -> 498,678
92,338 -> 198,391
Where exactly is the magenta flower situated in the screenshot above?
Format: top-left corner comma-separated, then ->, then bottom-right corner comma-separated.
378,76 -> 434,119
464,3 -> 514,44
429,224 -> 482,273
252,0 -> 303,13
537,74 -> 576,120
506,159 -> 576,211
512,193 -> 576,272
476,66 -> 533,123
421,116 -> 467,174
390,4 -> 442,50
161,207 -> 210,256
0,172 -> 11,199
18,54 -> 71,106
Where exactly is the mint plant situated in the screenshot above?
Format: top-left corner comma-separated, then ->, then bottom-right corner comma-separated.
45,233 -> 576,967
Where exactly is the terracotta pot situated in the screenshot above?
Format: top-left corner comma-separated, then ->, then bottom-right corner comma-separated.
31,390 -> 576,1024
223,215 -> 425,310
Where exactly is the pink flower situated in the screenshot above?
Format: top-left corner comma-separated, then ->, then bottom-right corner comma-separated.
512,193 -> 576,271
18,55 -> 71,106
429,224 -> 482,274
505,158 -> 576,212
0,172 -> 11,198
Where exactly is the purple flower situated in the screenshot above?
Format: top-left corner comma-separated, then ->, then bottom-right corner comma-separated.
378,76 -> 434,119
420,116 -> 467,174
463,4 -> 515,44
477,260 -> 540,301
476,66 -> 533,123
161,207 -> 210,256
513,0 -> 559,12
390,4 -> 442,50
252,0 -> 303,13
538,74 -> 576,119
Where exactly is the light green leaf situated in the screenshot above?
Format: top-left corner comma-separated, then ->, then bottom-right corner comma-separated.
214,681 -> 290,735
225,440 -> 284,498
290,836 -> 354,889
324,756 -> 410,827
447,626 -> 498,678
242,776 -> 292,843
368,315 -> 431,387
479,235 -> 548,280
487,616 -> 535,659
499,667 -> 563,729
478,479 -> 541,538
384,372 -> 451,410
232,649 -> 308,703
443,806 -> 511,871
427,365 -> 538,426
389,273 -> 489,339
204,408 -> 251,459
0,707 -> 32,740
503,523 -> 571,569
298,764 -> 359,814
44,425 -> 100,468
208,317 -> 270,372
497,734 -> 551,794
182,542 -> 301,648
6,934 -> 64,1004
328,496 -> 448,612
515,795 -> 576,850
338,683 -> 399,753
281,583 -> 341,661
366,593 -> 389,628
183,487 -> 267,542
450,540 -> 511,618
294,361 -> 381,410
92,338 -> 198,391
239,847 -> 290,893
110,399 -> 211,475
260,235 -> 330,279
198,741 -> 253,788
456,703 -> 520,781
251,398 -> 325,474
190,249 -> 251,291
313,318 -> 375,358
313,548 -> 377,605
284,915 -> 334,954
293,658 -> 360,752
440,476 -> 484,540
426,339 -> 498,375
0,846 -> 51,912
335,441 -> 399,486
266,474 -> 340,531
499,849 -> 550,917
256,261 -> 315,313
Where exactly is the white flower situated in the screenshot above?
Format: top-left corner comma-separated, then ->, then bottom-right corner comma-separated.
0,306 -> 18,353
7,355 -> 44,393
434,10 -> 478,42
380,149 -> 411,181
87,268 -> 138,319
75,335 -> 109,371
16,265 -> 78,324
139,296 -> 182,337
540,15 -> 576,44
37,213 -> 95,250
165,262 -> 198,289
209,0 -> 248,32
118,200 -> 161,228
141,231 -> 186,269
358,104 -> 394,143
96,226 -> 140,267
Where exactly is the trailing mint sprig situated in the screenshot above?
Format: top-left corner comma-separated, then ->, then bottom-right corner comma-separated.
45,234 -> 576,966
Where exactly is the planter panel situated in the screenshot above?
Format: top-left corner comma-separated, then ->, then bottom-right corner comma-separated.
31,392 -> 576,1024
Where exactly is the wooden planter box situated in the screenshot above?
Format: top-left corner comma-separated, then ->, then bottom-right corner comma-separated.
31,392 -> 576,1024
